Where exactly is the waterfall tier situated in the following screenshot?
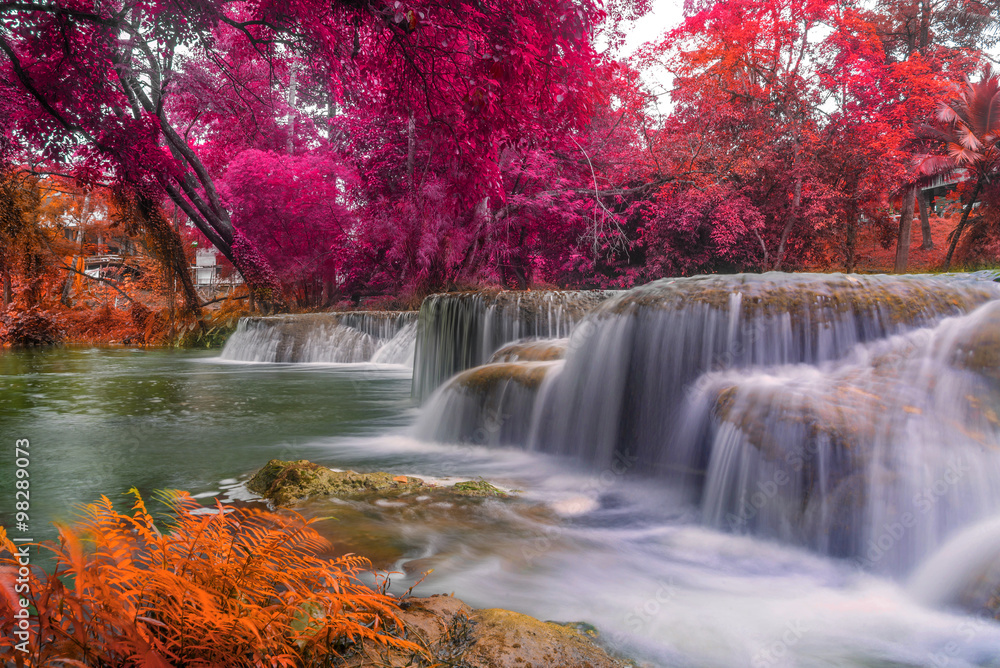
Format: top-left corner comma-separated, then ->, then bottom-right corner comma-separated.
415,272 -> 1000,573
530,272 -> 1000,471
411,290 -> 616,399
685,300 -> 1000,572
414,361 -> 557,447
220,311 -> 417,364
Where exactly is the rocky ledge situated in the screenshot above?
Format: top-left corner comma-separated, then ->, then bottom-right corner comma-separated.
340,594 -> 629,668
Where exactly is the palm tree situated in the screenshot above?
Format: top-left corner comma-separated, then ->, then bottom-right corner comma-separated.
915,66 -> 1000,269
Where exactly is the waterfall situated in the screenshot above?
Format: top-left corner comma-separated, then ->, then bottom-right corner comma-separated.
411,290 -> 617,400
414,361 -> 558,446
220,311 -> 417,364
908,514 -> 1000,616
686,300 -> 1000,572
415,271 -> 1000,575
371,321 -> 418,366
529,272 -> 1000,472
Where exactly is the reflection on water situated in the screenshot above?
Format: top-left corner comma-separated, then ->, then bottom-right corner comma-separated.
0,348 -> 413,537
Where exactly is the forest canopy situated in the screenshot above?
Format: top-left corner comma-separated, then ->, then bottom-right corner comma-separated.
1,0 -> 999,323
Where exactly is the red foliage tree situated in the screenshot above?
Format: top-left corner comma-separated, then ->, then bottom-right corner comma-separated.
0,0 -> 627,302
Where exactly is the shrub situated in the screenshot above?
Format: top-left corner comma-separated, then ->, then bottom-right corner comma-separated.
0,490 -> 422,667
0,308 -> 64,347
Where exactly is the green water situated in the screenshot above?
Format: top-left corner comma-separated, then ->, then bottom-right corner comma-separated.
0,347 -> 414,542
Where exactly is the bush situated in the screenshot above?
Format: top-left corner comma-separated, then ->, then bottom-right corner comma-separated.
0,490 -> 422,667
0,308 -> 64,347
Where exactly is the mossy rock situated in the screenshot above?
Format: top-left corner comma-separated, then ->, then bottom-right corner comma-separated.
452,478 -> 509,497
247,459 -> 424,506
550,620 -> 600,637
463,608 -> 624,668
597,273 -> 1000,333
945,301 -> 1000,380
248,459 -> 516,507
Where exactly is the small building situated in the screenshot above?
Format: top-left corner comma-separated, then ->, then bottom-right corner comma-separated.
193,249 -> 218,286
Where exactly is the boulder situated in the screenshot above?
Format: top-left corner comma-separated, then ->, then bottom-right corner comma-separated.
247,459 -> 513,506
246,459 -> 424,506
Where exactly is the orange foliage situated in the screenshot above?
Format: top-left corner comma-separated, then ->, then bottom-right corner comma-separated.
0,491 -> 423,667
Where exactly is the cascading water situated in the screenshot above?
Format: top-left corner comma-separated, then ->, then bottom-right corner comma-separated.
220,311 -> 417,364
530,272 -> 1000,472
415,271 -> 1000,580
411,290 -> 616,399
413,361 -> 558,446
412,338 -> 568,446
370,321 -> 417,366
684,299 -> 1000,572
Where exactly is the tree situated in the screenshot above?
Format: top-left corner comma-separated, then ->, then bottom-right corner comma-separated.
638,0 -> 835,272
917,66 -> 1000,269
0,0 -> 621,303
870,0 -> 994,270
220,149 -> 354,306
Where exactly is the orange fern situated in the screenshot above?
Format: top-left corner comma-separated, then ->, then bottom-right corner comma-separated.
0,490 -> 423,666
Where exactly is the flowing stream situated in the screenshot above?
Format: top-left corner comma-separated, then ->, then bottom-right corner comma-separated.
6,273 -> 1000,666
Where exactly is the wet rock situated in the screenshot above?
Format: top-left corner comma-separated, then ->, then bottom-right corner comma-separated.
452,478 -> 510,497
453,362 -> 554,393
247,459 -> 424,506
463,608 -> 624,668
414,362 -> 556,447
489,338 -> 568,363
600,272 -> 1000,326
247,459 -> 515,507
943,300 -> 1000,382
338,595 -> 627,668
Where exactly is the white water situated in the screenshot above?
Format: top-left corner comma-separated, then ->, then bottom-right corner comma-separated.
371,321 -> 418,366
411,290 -> 616,399
220,311 -> 417,365
909,514 -> 1000,614
277,433 -> 1000,667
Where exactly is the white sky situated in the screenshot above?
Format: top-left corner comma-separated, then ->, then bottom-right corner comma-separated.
610,0 -> 686,108
618,0 -> 686,58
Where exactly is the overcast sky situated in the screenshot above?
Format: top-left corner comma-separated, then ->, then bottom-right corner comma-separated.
619,0 -> 686,57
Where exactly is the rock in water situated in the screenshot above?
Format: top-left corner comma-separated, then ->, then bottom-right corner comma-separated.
488,338 -> 569,363
414,362 -> 557,447
246,459 -> 423,506
246,459 -> 514,506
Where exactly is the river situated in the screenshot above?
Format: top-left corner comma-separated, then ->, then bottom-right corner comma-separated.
6,273 -> 1000,667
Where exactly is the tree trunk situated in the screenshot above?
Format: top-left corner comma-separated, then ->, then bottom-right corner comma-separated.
117,191 -> 204,323
60,259 -> 75,307
772,176 -> 802,271
286,64 -> 298,154
919,189 -> 933,249
846,212 -> 858,273
407,114 -> 416,188
2,273 -> 10,307
944,178 -> 984,270
894,186 -> 916,273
